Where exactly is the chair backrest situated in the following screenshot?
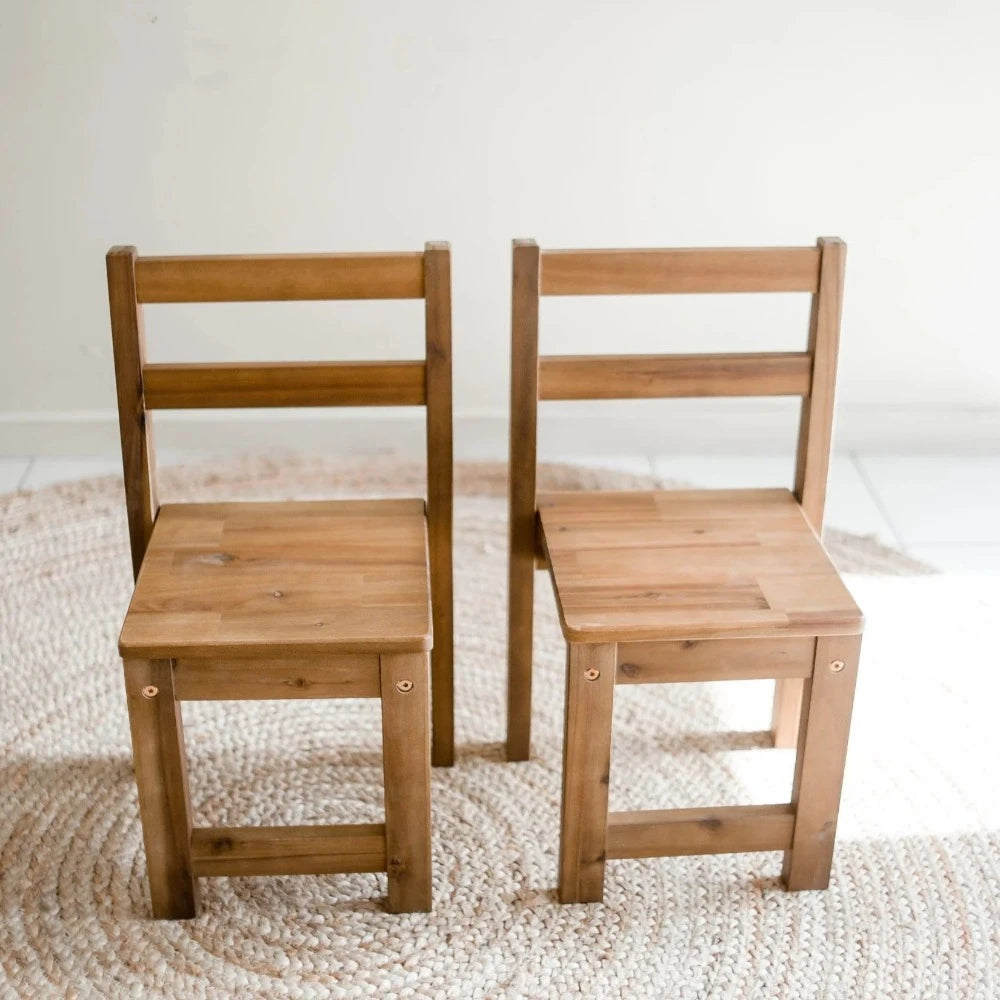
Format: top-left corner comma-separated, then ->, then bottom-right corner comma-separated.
509,237 -> 846,551
107,244 -> 452,580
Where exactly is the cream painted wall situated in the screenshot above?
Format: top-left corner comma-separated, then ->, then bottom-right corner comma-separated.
2,0 -> 998,452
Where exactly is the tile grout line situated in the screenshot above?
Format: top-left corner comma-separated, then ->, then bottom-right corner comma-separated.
17,457 -> 35,491
849,451 -> 909,551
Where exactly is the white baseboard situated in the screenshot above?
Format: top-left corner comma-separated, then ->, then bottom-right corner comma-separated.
1,403 -> 997,458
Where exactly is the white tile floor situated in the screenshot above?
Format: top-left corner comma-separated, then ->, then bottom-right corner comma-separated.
2,452 -> 998,574
0,459 -> 29,493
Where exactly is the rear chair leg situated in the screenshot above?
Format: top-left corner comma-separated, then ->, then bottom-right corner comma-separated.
782,634 -> 862,890
123,658 -> 199,919
380,652 -> 433,912
771,678 -> 804,748
506,545 -> 535,761
430,605 -> 454,769
428,483 -> 454,769
559,642 -> 616,903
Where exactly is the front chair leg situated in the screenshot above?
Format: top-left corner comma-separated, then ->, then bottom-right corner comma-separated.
123,658 -> 199,919
380,652 -> 433,912
559,642 -> 616,904
782,634 -> 862,890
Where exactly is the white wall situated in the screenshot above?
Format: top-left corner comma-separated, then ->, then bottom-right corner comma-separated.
2,0 -> 999,455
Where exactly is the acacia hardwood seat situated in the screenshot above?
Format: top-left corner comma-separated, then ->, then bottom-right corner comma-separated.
120,500 -> 432,659
539,488 -> 861,643
107,244 -> 452,919
506,238 -> 864,903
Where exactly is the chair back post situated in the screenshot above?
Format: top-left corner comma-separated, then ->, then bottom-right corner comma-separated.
509,239 -> 541,569
423,242 -> 455,763
793,237 -> 847,532
506,240 -> 541,758
107,245 -> 158,580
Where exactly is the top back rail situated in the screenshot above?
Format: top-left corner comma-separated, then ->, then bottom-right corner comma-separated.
539,246 -> 821,296
135,252 -> 426,302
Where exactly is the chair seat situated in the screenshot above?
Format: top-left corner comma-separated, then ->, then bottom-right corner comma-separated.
119,499 -> 432,658
538,488 -> 862,643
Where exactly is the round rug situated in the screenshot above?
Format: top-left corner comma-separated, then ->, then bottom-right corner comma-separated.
3,456 -> 997,999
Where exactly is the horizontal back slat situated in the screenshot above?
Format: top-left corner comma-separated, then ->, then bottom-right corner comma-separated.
539,352 -> 812,400
540,247 -> 821,295
135,252 -> 425,302
142,361 -> 427,409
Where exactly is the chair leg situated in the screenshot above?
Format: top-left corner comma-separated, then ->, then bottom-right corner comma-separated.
771,678 -> 804,748
506,548 -> 535,761
430,598 -> 454,769
782,634 -> 862,891
559,642 -> 616,904
122,658 -> 199,919
380,652 -> 433,912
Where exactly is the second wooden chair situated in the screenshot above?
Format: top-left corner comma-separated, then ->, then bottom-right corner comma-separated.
506,238 -> 863,902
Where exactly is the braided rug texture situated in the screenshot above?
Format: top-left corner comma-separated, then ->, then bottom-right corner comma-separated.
2,455 -> 998,999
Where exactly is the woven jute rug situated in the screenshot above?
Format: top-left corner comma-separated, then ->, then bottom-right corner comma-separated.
2,456 -> 998,999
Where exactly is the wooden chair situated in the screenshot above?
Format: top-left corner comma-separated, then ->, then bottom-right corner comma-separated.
506,238 -> 863,901
106,244 -> 453,918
